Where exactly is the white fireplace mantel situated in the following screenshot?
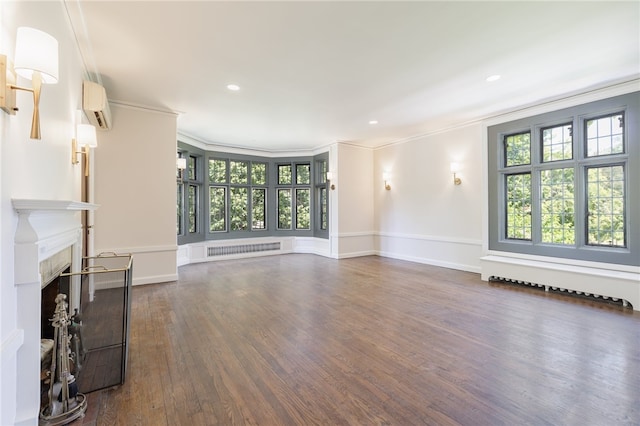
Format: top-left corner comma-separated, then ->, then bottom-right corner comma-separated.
11,199 -> 98,425
12,199 -> 98,285
12,199 -> 99,212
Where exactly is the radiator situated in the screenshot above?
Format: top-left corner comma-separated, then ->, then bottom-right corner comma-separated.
481,255 -> 638,310
488,275 -> 630,307
207,242 -> 281,257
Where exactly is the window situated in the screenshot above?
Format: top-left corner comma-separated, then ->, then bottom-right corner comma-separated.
177,153 -> 184,235
587,165 -> 625,246
505,173 -> 531,240
488,92 -> 638,266
277,162 -> 311,230
540,167 -> 574,245
178,147 -> 328,243
252,163 -> 267,230
208,158 -> 227,232
177,145 -> 205,244
315,158 -> 329,232
177,153 -> 201,235
542,123 -> 573,162
208,158 -> 269,233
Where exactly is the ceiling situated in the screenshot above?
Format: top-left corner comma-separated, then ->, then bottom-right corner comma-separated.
66,1 -> 639,152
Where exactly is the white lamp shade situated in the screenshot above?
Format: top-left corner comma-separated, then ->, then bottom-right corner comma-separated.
326,171 -> 334,181
14,27 -> 59,84
450,162 -> 460,173
77,124 -> 97,148
176,158 -> 187,170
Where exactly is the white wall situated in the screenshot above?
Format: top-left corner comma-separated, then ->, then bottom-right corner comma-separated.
332,143 -> 375,258
0,1 -> 86,424
93,104 -> 178,285
373,124 -> 484,272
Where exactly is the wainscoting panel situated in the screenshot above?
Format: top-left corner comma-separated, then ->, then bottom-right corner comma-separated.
333,232 -> 376,259
375,232 -> 482,273
293,237 -> 330,257
94,246 -> 178,286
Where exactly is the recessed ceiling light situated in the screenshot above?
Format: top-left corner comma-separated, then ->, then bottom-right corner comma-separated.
227,84 -> 240,91
369,120 -> 378,125
486,75 -> 501,82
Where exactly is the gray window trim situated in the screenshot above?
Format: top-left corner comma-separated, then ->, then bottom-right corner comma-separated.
313,152 -> 329,239
177,144 -> 206,245
177,144 -> 329,244
488,92 -> 639,266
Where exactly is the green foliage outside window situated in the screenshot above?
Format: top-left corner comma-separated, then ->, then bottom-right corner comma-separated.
278,165 -> 292,185
506,173 -> 531,240
252,188 -> 266,230
320,187 -> 327,230
177,185 -> 183,235
188,156 -> 197,180
252,163 -> 267,185
296,189 -> 310,229
296,164 -> 310,184
278,189 -> 292,229
541,168 -> 575,244
317,160 -> 327,183
504,132 -> 531,167
587,165 -> 625,246
188,185 -> 198,233
230,161 -> 248,184
209,159 -> 227,183
505,132 -> 531,167
230,187 -> 248,231
209,187 -> 226,232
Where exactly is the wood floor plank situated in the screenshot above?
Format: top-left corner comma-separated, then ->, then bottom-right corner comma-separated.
71,254 -> 639,425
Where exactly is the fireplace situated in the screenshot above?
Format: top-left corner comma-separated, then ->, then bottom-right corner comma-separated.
12,199 -> 97,425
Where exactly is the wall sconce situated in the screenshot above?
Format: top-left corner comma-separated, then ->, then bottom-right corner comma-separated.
177,156 -> 187,181
1,27 -> 59,139
177,157 -> 187,170
450,162 -> 462,185
326,171 -> 335,190
383,172 -> 391,190
71,124 -> 97,177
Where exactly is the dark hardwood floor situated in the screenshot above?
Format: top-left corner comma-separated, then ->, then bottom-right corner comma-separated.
73,254 -> 639,425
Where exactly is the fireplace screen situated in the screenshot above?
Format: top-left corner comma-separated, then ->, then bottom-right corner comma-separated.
59,253 -> 133,393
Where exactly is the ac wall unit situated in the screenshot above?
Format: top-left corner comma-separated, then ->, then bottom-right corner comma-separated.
83,80 -> 112,130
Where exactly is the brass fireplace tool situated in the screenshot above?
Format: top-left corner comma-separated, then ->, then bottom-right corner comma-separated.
39,294 -> 87,425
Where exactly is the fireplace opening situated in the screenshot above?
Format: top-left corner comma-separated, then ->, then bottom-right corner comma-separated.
41,267 -> 71,341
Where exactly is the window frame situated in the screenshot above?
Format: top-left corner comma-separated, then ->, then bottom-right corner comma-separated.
177,144 -> 206,245
177,147 -> 327,243
314,154 -> 329,237
275,160 -> 312,232
488,92 -> 639,266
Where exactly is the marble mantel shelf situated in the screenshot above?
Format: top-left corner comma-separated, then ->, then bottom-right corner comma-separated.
12,199 -> 99,212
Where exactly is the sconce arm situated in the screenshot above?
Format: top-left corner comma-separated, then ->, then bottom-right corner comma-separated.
8,83 -> 34,94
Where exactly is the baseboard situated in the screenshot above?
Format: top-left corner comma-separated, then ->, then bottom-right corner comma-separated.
378,250 -> 481,273
133,273 -> 178,286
